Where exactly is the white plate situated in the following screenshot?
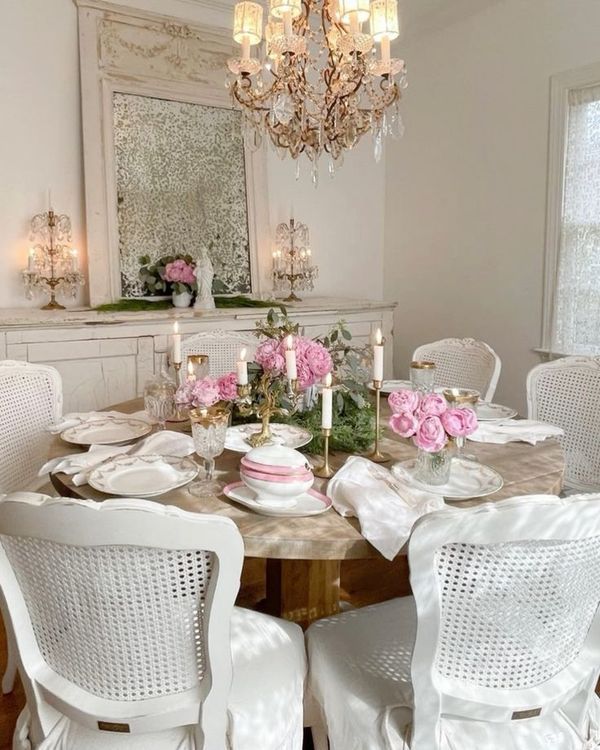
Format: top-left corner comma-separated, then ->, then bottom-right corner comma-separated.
370,379 -> 413,394
475,402 -> 518,422
223,481 -> 331,517
392,457 -> 504,500
89,454 -> 198,497
225,423 -> 313,453
61,417 -> 152,446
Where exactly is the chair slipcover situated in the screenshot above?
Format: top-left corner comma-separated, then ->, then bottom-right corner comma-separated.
307,495 -> 600,749
0,493 -> 305,750
412,338 -> 501,402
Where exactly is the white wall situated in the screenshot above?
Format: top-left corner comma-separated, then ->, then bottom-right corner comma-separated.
384,0 -> 600,412
0,0 -> 385,309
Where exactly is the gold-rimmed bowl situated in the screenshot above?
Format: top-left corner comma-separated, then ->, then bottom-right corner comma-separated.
442,387 -> 480,406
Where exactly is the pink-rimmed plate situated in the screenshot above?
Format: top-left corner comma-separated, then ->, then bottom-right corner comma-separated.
223,481 -> 331,517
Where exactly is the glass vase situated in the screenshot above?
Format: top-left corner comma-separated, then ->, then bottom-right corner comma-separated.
143,353 -> 177,430
414,446 -> 451,486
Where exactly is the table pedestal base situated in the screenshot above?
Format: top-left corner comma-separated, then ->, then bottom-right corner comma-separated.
265,559 -> 341,630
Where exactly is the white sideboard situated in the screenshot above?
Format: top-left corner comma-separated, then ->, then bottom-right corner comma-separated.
0,298 -> 396,412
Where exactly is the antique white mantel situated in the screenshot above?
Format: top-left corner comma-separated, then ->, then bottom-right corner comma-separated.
0,298 -> 396,412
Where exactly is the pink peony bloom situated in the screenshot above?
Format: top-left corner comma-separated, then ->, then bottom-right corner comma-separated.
296,359 -> 315,390
414,415 -> 447,453
305,341 -> 333,379
441,408 -> 478,438
388,389 -> 419,415
164,259 -> 196,285
256,339 -> 286,374
217,371 -> 238,401
175,380 -> 194,406
460,407 -> 478,436
190,377 -> 221,408
389,412 -> 419,438
418,393 -> 447,418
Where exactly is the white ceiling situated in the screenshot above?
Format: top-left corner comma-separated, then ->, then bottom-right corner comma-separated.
399,0 -> 502,41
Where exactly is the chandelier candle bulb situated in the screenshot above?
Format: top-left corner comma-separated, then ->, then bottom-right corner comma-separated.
285,335 -> 298,380
28,248 -> 36,272
373,328 -> 384,383
237,348 -> 249,385
172,320 -> 182,364
321,373 -> 333,429
283,9 -> 293,37
233,1 -> 263,45
70,248 -> 79,272
381,35 -> 391,66
339,0 -> 371,24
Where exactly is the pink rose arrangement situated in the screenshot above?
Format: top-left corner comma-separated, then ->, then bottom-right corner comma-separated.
255,335 -> 333,389
176,371 -> 237,409
388,389 -> 478,453
163,258 -> 196,292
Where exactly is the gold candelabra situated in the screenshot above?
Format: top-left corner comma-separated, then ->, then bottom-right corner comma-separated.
272,218 -> 318,302
236,372 -> 300,447
366,379 -> 391,463
22,208 -> 84,310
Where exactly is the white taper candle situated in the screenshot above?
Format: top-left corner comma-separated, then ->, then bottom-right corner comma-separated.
237,347 -> 249,385
321,372 -> 333,429
172,320 -> 182,364
285,335 -> 297,380
373,328 -> 384,382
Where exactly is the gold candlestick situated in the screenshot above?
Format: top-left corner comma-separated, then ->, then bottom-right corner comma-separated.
236,374 -> 301,448
169,360 -> 189,423
314,428 -> 335,479
366,379 -> 391,463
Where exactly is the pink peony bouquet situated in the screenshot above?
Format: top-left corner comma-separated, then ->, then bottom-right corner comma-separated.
388,389 -> 478,453
255,335 -> 333,390
176,372 -> 237,409
163,258 -> 196,292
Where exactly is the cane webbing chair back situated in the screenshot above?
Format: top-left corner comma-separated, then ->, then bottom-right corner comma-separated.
412,338 -> 501,402
527,356 -> 600,491
409,495 -> 600,748
0,361 -> 62,492
181,330 -> 256,379
0,494 -> 244,747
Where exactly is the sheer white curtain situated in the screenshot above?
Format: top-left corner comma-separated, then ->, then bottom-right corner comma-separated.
552,84 -> 600,355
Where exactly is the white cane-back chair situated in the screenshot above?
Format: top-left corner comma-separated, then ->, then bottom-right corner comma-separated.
527,356 -> 600,492
0,493 -> 305,750
181,330 -> 257,378
307,494 -> 600,750
0,361 -> 62,493
412,338 -> 501,402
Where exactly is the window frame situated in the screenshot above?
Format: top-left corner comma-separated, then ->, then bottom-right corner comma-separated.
541,61 -> 600,354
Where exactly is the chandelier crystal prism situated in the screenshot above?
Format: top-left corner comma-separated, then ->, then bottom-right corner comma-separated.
227,0 -> 407,173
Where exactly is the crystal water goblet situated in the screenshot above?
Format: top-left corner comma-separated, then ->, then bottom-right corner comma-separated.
188,408 -> 230,499
410,361 -> 436,393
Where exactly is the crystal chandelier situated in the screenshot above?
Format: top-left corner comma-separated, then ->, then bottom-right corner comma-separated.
227,0 -> 407,179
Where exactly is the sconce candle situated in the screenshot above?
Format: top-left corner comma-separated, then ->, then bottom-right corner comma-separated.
70,248 -> 79,272
28,248 -> 36,273
285,335 -> 297,380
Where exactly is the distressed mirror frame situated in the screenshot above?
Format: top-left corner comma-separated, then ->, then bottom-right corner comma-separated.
76,0 -> 270,306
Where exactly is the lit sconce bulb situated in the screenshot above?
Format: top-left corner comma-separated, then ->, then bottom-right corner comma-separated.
70,248 -> 79,271
370,0 -> 399,67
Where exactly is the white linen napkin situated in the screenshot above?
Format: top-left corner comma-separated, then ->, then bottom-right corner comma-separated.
326,456 -> 444,560
469,419 -> 564,445
39,430 -> 195,486
48,410 -> 152,433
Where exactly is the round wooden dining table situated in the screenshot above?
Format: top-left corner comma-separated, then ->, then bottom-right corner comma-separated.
48,398 -> 565,628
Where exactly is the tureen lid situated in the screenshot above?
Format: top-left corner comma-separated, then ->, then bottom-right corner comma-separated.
244,444 -> 309,470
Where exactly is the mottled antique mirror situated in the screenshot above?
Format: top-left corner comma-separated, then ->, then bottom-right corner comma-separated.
77,0 -> 269,306
113,93 -> 252,297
